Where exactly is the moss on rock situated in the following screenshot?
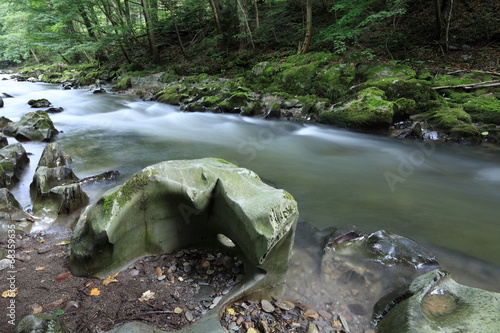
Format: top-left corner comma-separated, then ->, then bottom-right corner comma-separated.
319,87 -> 394,130
116,77 -> 132,90
358,63 -> 416,81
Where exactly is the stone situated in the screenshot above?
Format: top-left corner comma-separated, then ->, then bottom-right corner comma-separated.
37,142 -> 72,168
261,299 -> 275,313
116,77 -> 132,90
0,134 -> 8,148
30,143 -> 88,219
27,98 -> 52,108
0,143 -> 29,189
0,96 -> 3,107
0,116 -> 12,129
3,111 -> 59,142
70,158 -> 298,332
16,313 -> 68,333
373,270 -> 500,332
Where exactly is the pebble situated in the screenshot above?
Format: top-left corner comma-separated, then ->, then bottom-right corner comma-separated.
0,259 -> 11,271
128,269 -> 140,276
185,310 -> 194,321
157,275 -> 166,281
275,300 -> 295,311
261,299 -> 275,313
210,296 -> 223,309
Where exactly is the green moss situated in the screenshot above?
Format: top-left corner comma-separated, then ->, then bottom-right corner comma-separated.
449,124 -> 481,141
319,87 -> 394,129
394,98 -> 417,120
116,77 -> 132,90
427,107 -> 471,130
432,72 -> 492,87
0,161 -> 15,173
462,94 -> 500,124
359,63 -> 416,81
284,52 -> 340,67
101,170 -> 157,216
357,78 -> 442,112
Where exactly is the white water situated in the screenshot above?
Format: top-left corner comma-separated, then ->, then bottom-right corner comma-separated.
1,74 -> 499,291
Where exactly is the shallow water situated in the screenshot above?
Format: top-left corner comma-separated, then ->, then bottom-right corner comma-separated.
1,74 -> 499,293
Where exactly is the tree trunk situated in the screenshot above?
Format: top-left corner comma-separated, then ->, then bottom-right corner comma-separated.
298,0 -> 312,54
236,0 -> 255,49
142,0 -> 160,64
208,0 -> 222,34
167,0 -> 188,58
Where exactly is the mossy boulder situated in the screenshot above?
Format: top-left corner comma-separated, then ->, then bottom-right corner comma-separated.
319,87 -> 395,130
356,78 -> 441,113
358,63 -> 417,81
116,77 -> 132,90
3,111 -> 59,142
0,143 -> 29,189
427,107 -> 472,130
16,313 -> 68,333
373,270 -> 500,333
462,94 -> 500,124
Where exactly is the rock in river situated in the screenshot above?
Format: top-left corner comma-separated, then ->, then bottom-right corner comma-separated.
3,111 -> 59,142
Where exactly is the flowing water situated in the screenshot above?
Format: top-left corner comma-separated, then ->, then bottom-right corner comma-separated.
1,74 -> 500,296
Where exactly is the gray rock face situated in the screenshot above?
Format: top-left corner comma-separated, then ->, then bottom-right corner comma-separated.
16,313 -> 68,333
30,143 -> 88,219
0,143 -> 29,189
3,111 -> 59,142
373,270 -> 500,332
70,158 -> 298,332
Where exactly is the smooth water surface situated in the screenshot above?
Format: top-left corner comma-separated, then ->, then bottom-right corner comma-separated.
1,74 -> 499,291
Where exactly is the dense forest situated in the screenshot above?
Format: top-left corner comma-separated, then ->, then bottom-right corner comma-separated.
0,0 -> 498,70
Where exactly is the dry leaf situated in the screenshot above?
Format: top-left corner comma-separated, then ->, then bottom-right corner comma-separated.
138,290 -> 155,302
55,272 -> 72,281
35,266 -> 45,271
45,297 -> 68,308
155,267 -> 162,277
85,282 -> 94,287
103,272 -> 119,286
90,288 -> 100,296
2,288 -> 18,298
174,307 -> 183,314
56,241 -> 70,246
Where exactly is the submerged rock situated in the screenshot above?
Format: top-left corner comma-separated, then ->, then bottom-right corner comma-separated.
27,98 -> 52,108
373,270 -> 500,332
0,143 -> 29,189
3,111 -> 59,142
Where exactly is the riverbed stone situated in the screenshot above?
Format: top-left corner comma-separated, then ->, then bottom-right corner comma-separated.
0,96 -> 3,107
70,158 -> 298,332
30,143 -> 88,218
28,98 -> 52,108
372,270 -> 500,332
3,111 -> 59,142
0,143 -> 29,189
0,116 -> 12,129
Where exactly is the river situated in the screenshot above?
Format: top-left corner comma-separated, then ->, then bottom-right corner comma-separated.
1,74 -> 499,294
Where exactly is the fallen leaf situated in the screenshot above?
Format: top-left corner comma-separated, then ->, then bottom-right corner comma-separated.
155,267 -> 163,277
174,307 -> 183,314
35,266 -> 45,271
55,272 -> 72,281
38,239 -> 46,243
103,272 -> 119,286
90,288 -> 100,296
56,241 -> 70,246
226,308 -> 235,315
138,290 -> 155,302
85,282 -> 94,287
45,298 -> 68,308
2,288 -> 18,298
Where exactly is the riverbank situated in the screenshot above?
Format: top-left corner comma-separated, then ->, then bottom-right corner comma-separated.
7,51 -> 500,146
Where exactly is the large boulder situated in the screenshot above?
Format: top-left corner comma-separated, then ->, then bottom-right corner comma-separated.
27,98 -> 52,108
16,313 -> 68,333
70,158 -> 298,332
3,111 -> 59,142
373,270 -> 500,332
0,188 -> 33,233
0,143 -> 29,189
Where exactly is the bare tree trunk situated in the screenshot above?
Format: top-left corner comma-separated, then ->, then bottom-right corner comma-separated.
167,0 -> 188,58
208,0 -> 222,34
236,0 -> 255,49
142,0 -> 160,64
298,0 -> 312,54
254,0 -> 260,29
